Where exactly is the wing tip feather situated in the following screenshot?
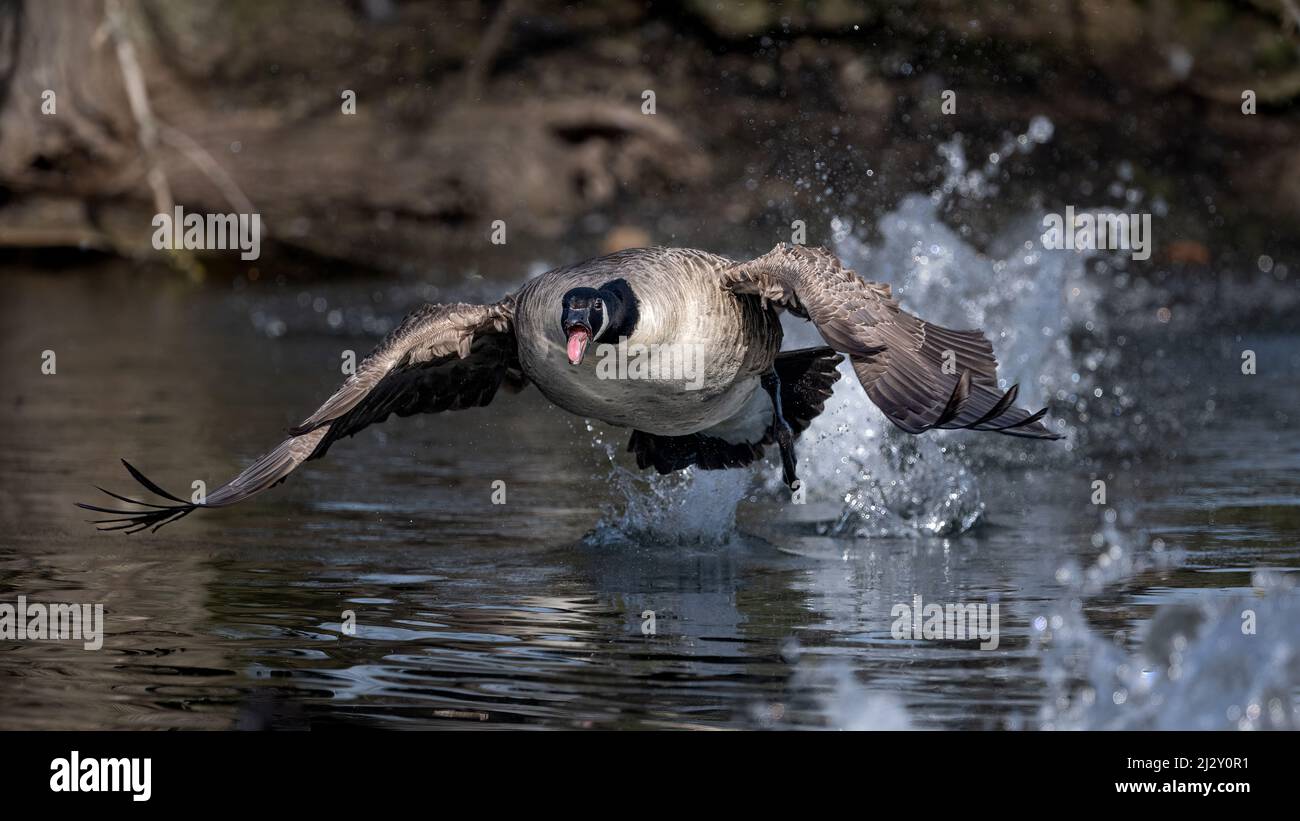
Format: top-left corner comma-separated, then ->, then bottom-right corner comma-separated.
78,460 -> 200,535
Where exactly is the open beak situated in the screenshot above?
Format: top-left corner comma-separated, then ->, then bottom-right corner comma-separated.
565,325 -> 591,365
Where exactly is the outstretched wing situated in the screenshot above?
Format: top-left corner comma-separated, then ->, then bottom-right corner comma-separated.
721,244 -> 1061,440
79,298 -> 521,533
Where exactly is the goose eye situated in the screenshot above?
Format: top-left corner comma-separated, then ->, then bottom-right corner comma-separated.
594,299 -> 603,309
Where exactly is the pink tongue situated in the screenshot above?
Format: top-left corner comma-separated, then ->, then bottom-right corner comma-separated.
566,330 -> 589,364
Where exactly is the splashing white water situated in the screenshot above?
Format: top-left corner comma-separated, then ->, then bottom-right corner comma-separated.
780,118 -> 1094,536
1036,569 -> 1300,730
584,447 -> 753,547
817,664 -> 914,730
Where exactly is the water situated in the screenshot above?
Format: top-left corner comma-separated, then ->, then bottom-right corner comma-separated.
2,140 -> 1297,729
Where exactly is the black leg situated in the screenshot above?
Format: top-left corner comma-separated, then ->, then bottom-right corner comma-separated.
761,369 -> 798,488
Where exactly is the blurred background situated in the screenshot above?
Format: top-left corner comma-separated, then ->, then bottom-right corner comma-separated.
1,0 -> 1298,275
0,1 -> 1298,730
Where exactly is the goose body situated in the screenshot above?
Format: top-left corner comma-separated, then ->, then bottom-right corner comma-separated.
82,244 -> 1063,534
513,247 -> 779,436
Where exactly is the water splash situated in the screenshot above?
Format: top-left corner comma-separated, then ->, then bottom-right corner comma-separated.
781,117 -> 1090,536
1036,571 -> 1300,730
584,439 -> 752,546
818,664 -> 913,730
795,407 -> 985,537
774,659 -> 914,730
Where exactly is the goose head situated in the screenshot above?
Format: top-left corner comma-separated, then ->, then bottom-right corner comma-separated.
560,279 -> 638,365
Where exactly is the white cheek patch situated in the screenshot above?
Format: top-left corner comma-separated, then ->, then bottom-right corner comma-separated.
595,310 -> 609,340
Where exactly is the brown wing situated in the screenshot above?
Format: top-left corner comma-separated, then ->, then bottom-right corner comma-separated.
721,244 -> 1061,440
78,298 -> 521,533
288,301 -> 520,443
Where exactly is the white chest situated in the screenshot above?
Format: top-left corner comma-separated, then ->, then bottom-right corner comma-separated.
509,248 -> 780,435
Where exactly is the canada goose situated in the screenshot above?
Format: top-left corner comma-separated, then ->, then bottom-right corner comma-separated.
81,244 -> 1062,533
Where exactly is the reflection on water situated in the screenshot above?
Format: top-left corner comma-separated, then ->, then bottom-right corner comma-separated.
0,251 -> 1297,729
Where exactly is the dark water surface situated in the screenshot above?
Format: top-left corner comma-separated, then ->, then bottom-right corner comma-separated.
1,260 -> 1297,730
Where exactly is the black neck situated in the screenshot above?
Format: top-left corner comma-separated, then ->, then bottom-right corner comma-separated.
597,279 -> 639,341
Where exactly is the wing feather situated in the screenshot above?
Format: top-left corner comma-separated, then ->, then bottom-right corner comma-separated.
721,244 -> 1061,440
79,296 -> 520,533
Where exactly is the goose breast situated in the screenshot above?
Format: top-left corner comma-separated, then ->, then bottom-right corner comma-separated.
513,248 -> 781,435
